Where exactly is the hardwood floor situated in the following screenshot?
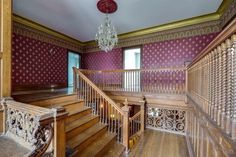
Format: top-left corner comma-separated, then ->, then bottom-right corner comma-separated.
129,129 -> 189,157
12,87 -> 74,103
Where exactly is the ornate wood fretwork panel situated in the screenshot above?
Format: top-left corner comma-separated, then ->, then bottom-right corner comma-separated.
1,99 -> 54,157
146,106 -> 186,135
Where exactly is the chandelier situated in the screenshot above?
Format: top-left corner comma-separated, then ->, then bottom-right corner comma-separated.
95,0 -> 118,52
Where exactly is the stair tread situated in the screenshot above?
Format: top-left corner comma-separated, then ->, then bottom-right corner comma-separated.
67,123 -> 107,149
103,142 -> 125,157
79,132 -> 117,157
57,99 -> 84,106
68,106 -> 91,116
66,114 -> 99,132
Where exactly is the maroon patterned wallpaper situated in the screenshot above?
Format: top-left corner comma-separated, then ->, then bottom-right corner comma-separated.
82,32 -> 218,70
82,48 -> 123,70
12,33 -> 68,89
142,32 -> 218,68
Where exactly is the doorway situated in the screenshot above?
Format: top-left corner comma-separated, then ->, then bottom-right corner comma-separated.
123,47 -> 141,91
68,51 -> 80,87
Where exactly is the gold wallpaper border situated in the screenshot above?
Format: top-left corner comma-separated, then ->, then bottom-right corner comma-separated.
13,22 -> 84,52
84,20 -> 220,52
219,0 -> 236,28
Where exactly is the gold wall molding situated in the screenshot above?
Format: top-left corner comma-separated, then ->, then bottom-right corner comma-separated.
13,14 -> 84,46
219,0 -> 236,28
13,22 -> 84,52
84,20 -> 220,53
1,0 -> 12,97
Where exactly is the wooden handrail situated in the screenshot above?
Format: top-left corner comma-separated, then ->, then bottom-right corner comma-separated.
80,67 -> 186,95
5,98 -> 54,119
129,111 -> 141,121
188,18 -> 236,68
80,67 -> 186,73
74,68 -> 124,114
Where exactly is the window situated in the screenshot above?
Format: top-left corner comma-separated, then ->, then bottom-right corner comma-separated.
68,51 -> 80,87
123,47 -> 141,91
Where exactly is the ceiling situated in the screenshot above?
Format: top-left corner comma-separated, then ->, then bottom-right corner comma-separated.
13,0 -> 223,42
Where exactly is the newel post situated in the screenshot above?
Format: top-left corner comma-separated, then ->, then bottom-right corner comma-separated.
53,107 -> 68,157
122,98 -> 130,152
73,67 -> 77,93
139,96 -> 146,132
1,97 -> 13,134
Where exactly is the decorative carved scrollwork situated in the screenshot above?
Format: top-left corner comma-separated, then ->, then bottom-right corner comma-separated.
28,125 -> 54,157
146,107 -> 186,134
6,108 -> 40,145
6,107 -> 54,157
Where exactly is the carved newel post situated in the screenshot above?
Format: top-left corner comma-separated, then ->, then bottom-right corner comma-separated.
122,98 -> 130,152
52,107 -> 68,157
139,96 -> 146,132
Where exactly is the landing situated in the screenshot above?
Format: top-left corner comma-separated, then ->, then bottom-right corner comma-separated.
12,87 -> 75,103
129,129 -> 189,157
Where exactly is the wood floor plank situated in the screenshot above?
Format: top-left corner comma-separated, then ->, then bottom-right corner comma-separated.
129,129 -> 189,157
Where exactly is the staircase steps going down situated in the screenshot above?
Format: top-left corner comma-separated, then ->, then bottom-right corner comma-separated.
24,93 -> 125,157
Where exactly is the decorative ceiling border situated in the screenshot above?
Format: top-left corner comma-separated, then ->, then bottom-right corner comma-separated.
13,14 -> 84,46
13,22 -> 84,52
84,20 -> 220,52
219,0 -> 236,28
12,0 -> 234,53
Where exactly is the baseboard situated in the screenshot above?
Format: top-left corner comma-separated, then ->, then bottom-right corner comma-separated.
185,133 -> 195,157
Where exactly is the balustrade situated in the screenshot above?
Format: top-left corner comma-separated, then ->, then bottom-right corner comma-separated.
187,18 -> 236,157
80,67 -> 186,95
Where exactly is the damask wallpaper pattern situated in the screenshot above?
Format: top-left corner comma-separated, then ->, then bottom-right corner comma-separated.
82,32 -> 218,70
142,32 -> 218,68
12,33 -> 68,88
82,48 -> 123,70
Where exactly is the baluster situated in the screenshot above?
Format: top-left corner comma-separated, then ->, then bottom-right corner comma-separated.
210,49 -> 216,120
115,109 -> 117,134
106,101 -> 108,124
216,45 -> 223,125
117,112 -> 120,141
231,34 -> 236,139
103,98 -> 105,123
217,43 -> 226,128
223,38 -> 233,135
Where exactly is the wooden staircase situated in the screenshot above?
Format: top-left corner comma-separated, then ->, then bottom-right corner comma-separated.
27,93 -> 125,157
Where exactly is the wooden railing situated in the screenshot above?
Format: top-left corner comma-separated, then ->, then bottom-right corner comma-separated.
186,18 -> 236,157
80,67 -> 186,95
129,111 -> 141,136
129,98 -> 146,138
1,98 -> 54,157
74,67 -> 131,150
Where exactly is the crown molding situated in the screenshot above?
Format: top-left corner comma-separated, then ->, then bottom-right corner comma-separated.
217,0 -> 233,16
13,14 -> 85,46
12,0 -> 233,48
84,13 -> 220,46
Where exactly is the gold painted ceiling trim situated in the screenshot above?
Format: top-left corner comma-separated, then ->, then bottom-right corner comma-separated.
217,0 -> 233,16
13,14 -> 85,46
13,0 -> 232,47
84,13 -> 220,45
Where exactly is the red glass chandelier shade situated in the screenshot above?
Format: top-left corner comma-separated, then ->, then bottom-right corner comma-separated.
97,0 -> 117,14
